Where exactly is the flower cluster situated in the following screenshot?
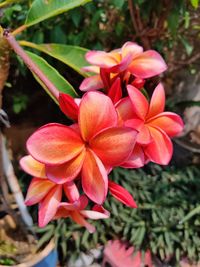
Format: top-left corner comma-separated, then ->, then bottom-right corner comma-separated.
20,42 -> 183,232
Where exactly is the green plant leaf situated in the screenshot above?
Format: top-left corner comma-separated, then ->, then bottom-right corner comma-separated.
25,0 -> 91,26
190,0 -> 199,8
179,205 -> 200,224
26,51 -> 77,102
20,41 -> 89,77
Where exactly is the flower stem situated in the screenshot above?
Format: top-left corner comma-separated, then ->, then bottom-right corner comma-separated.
3,29 -> 59,100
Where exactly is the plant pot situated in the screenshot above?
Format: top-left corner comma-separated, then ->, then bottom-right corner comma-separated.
0,239 -> 57,267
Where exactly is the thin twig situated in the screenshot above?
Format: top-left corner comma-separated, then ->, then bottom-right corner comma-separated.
3,30 -> 60,100
128,0 -> 139,35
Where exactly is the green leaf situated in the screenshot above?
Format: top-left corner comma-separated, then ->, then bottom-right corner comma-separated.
25,0 -> 91,26
20,41 -> 89,77
179,205 -> 200,224
179,36 -> 193,56
26,51 -> 77,102
190,0 -> 199,8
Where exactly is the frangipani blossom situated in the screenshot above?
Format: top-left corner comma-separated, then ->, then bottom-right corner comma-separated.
26,92 -> 137,205
80,41 -> 167,92
116,83 -> 184,165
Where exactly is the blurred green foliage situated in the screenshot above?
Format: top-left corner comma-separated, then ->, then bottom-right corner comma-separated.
34,165 -> 200,266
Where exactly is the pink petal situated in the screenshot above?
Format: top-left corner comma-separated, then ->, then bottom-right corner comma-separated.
39,185 -> 62,227
85,50 -> 119,68
82,66 -> 100,73
107,77 -> 122,104
122,42 -> 143,58
108,180 -> 137,208
131,77 -> 145,89
46,150 -> 85,184
136,124 -> 152,144
54,206 -> 70,219
129,50 -> 167,78
20,155 -> 46,178
60,195 -> 88,211
147,112 -> 184,137
92,204 -> 110,216
27,123 -> 84,165
59,93 -> 79,121
116,97 -> 136,125
80,209 -> 110,219
71,211 -> 96,233
120,144 -> 145,168
64,182 -> 80,202
127,85 -> 149,120
81,149 -> 108,204
144,126 -> 173,165
109,53 -> 133,73
79,75 -> 103,91
90,127 -> 137,166
124,119 -> 152,144
79,91 -> 118,141
25,178 -> 55,206
146,83 -> 165,119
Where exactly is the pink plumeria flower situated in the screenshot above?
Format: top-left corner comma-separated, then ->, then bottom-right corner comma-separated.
80,41 -> 167,92
116,83 -> 184,165
54,181 -> 110,233
25,91 -> 137,204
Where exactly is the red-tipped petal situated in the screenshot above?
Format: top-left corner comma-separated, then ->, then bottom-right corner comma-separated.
20,155 -> 46,178
108,180 -> 137,208
127,85 -> 149,120
92,204 -> 110,216
79,92 -> 118,141
85,50 -> 118,68
25,178 -> 55,206
116,97 -> 136,125
120,144 -> 145,168
107,78 -> 122,104
147,83 -> 165,119
27,123 -> 84,165
46,150 -> 85,184
82,149 -> 108,204
129,50 -> 167,78
90,127 -> 137,166
71,211 -> 96,233
147,112 -> 184,137
79,75 -> 103,91
39,185 -> 62,227
63,182 -> 80,202
144,126 -> 173,165
59,93 -> 79,121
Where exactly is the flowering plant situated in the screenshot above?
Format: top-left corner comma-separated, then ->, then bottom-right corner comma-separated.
16,41 -> 183,232
4,29 -> 183,232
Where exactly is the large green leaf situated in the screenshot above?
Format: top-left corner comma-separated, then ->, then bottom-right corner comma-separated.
20,41 -> 90,77
26,51 -> 77,102
25,0 -> 91,26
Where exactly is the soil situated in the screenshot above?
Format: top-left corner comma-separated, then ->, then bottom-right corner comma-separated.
0,214 -> 37,265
